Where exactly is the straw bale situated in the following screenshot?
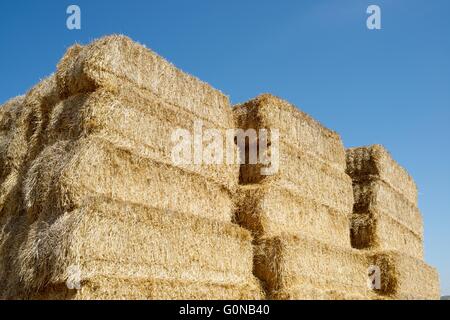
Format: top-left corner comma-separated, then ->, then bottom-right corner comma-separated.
348,160 -> 424,258
19,75 -> 60,157
23,74 -> 60,112
44,86 -> 238,191
30,276 -> 263,300
235,183 -> 351,247
239,142 -> 353,213
352,178 -> 423,235
0,97 -> 28,218
2,34 -> 438,301
254,235 -> 371,300
369,251 -> 440,300
269,284 -> 375,300
13,75 -> 59,152
0,96 -> 26,177
0,75 -> 60,214
55,35 -> 232,128
0,96 -> 25,161
234,94 -> 346,169
351,213 -> 424,260
346,145 -> 418,204
0,212 -> 28,298
5,197 -> 259,298
23,137 -> 234,223
0,78 -> 61,298
0,96 -> 25,182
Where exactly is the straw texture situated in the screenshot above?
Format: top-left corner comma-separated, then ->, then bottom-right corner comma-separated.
31,277 -> 263,300
233,94 -> 353,247
235,94 -> 347,169
346,145 -> 425,260
346,145 -> 418,204
369,251 -> 440,300
0,35 -> 257,300
43,86 -> 238,191
233,94 -> 362,299
239,142 -> 354,213
0,96 -> 25,213
235,183 -> 351,247
3,198 -> 262,299
56,35 -> 231,128
0,35 -> 440,300
351,212 -> 424,260
254,235 -> 371,300
352,178 -> 423,234
23,137 -> 234,223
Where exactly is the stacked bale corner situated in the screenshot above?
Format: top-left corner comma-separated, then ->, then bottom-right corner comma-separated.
233,94 -> 374,299
346,145 -> 423,258
0,35 -> 261,300
346,145 -> 440,299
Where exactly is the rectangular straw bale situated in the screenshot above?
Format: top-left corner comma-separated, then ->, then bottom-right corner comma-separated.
254,235 -> 371,300
11,197 -> 259,298
31,276 -> 263,300
234,94 -> 347,169
239,142 -> 354,212
1,75 -> 60,213
0,211 -> 29,299
0,96 -> 25,179
352,178 -> 423,235
22,74 -> 60,112
346,145 -> 418,204
0,96 -> 25,138
369,251 -> 440,300
0,96 -> 33,296
75,199 -> 254,284
55,35 -> 232,128
235,183 -> 351,247
10,74 -> 60,151
351,213 -> 424,260
17,75 -> 60,161
23,136 -> 234,223
45,86 -> 239,191
0,96 -> 27,164
0,96 -> 27,215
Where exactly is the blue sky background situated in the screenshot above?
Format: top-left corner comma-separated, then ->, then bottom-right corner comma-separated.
1,0 -> 449,296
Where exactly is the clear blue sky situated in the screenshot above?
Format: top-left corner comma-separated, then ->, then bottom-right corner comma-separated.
1,0 -> 449,296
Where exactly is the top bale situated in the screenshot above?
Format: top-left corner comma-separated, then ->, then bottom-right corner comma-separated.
55,35 -> 232,128
346,145 -> 418,205
234,94 -> 347,169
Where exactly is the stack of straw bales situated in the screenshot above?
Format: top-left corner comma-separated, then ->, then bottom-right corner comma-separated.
234,94 -> 374,299
0,35 -> 261,299
234,95 -> 353,247
0,34 -> 440,300
347,145 -> 440,299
